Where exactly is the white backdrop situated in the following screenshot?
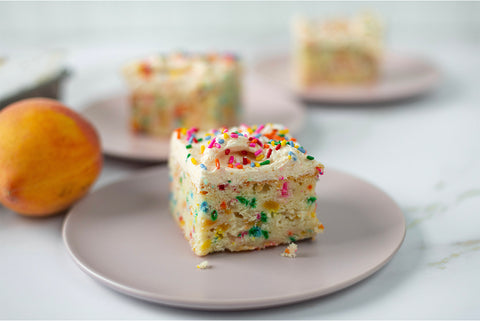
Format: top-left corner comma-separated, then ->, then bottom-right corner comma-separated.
0,2 -> 478,50
1,2 -> 480,319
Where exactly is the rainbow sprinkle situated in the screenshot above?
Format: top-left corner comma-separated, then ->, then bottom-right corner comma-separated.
176,124 -> 323,173
208,138 -> 216,148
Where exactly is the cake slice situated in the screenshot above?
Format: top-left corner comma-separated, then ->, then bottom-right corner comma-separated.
169,123 -> 324,256
122,52 -> 241,137
293,12 -> 383,87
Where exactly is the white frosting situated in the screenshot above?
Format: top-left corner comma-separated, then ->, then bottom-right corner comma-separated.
170,123 -> 323,187
122,52 -> 240,93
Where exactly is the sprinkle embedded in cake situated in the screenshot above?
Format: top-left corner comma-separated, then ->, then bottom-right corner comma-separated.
169,123 -> 325,256
281,243 -> 298,258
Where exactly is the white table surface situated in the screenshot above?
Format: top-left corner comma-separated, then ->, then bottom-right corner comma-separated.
1,2 -> 479,319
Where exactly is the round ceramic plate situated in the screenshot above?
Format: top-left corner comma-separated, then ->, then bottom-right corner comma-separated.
255,52 -> 441,104
63,166 -> 405,310
81,74 -> 305,162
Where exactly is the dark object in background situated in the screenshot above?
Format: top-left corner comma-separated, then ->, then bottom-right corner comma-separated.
0,69 -> 70,109
0,51 -> 70,109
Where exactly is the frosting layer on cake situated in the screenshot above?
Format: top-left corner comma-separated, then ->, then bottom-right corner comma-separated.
170,123 -> 324,186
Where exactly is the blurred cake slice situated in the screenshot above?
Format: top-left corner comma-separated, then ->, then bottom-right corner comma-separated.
293,12 -> 383,87
122,52 -> 241,137
169,123 -> 325,256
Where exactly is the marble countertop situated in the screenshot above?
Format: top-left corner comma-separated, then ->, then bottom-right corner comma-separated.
1,2 -> 479,319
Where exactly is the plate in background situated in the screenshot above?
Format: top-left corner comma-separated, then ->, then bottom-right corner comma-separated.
255,52 -> 441,104
63,166 -> 405,310
82,74 -> 305,162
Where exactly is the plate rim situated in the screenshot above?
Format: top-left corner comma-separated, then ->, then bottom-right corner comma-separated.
62,166 -> 406,310
254,51 -> 442,104
80,72 -> 307,163
81,95 -> 171,163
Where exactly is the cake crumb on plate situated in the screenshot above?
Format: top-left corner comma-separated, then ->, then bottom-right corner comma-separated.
196,261 -> 210,269
281,243 -> 298,258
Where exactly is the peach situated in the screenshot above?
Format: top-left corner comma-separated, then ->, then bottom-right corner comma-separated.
0,98 -> 102,216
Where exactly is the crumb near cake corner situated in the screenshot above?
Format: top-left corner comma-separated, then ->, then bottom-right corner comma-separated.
281,243 -> 298,258
196,261 -> 210,269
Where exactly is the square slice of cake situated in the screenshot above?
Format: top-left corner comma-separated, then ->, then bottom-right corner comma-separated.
169,123 -> 325,256
293,12 -> 383,87
122,52 -> 241,137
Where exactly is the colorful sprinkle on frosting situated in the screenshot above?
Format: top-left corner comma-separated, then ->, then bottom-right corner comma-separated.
173,124 -> 324,178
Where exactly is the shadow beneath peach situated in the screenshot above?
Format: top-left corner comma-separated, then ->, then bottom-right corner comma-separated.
0,207 -> 67,241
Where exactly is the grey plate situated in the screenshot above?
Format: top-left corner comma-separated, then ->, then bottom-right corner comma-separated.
81,73 -> 305,162
255,52 -> 441,104
63,166 -> 405,310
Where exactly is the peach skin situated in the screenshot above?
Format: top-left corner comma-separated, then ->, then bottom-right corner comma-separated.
0,98 -> 103,216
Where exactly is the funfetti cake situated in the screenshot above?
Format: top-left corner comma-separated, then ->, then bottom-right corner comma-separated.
293,12 -> 383,87
169,123 -> 325,256
123,52 -> 241,137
